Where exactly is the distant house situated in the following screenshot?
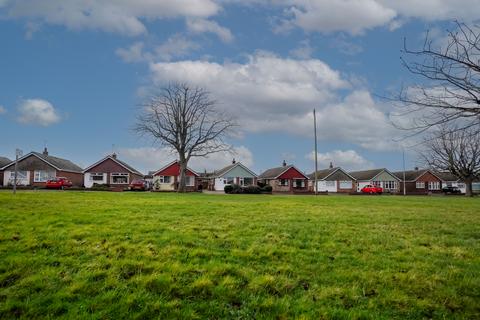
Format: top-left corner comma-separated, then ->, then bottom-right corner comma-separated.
83,154 -> 143,191
308,166 -> 356,193
152,160 -> 199,192
1,148 -> 83,187
435,172 -> 466,194
393,169 -> 443,194
0,156 -> 12,187
258,161 -> 309,193
207,159 -> 257,191
349,168 -> 400,193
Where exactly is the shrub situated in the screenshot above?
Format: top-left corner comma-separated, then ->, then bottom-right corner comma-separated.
230,184 -> 243,194
90,183 -> 111,191
224,185 -> 234,193
261,185 -> 273,193
242,185 -> 261,194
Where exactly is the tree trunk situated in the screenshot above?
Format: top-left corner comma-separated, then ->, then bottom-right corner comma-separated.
178,157 -> 187,193
465,178 -> 473,197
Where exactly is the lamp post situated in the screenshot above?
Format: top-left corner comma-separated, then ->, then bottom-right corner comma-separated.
313,109 -> 318,195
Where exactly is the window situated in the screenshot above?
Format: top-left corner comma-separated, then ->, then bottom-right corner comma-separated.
373,181 -> 382,187
159,176 -> 171,184
457,183 -> 465,188
326,181 -> 336,187
34,170 -> 56,182
111,173 -> 129,184
384,181 -> 397,190
428,181 -> 440,190
185,176 -> 195,186
8,171 -> 28,185
243,177 -> 253,186
416,181 -> 425,189
279,179 -> 289,186
294,179 -> 305,188
90,173 -> 104,181
226,177 -> 235,185
339,181 -> 352,189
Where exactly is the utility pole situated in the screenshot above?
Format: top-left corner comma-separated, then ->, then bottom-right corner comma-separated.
13,148 -> 22,195
313,109 -> 318,195
402,148 -> 406,196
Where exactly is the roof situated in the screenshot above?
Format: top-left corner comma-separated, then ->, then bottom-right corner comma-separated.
210,162 -> 257,178
434,172 -> 461,182
258,164 -> 308,179
1,152 -> 82,173
0,156 -> 11,168
152,160 -> 199,177
83,155 -> 143,175
349,168 -> 400,181
308,167 -> 356,181
392,169 -> 442,182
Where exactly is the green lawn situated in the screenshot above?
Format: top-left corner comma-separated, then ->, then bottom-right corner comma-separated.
0,191 -> 479,319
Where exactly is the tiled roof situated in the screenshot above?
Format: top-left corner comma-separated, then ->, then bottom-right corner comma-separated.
0,156 -> 11,168
307,167 -> 338,180
349,168 -> 386,181
258,165 -> 292,179
392,169 -> 430,181
31,152 -> 83,173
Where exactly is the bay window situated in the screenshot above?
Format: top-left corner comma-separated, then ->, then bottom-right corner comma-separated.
34,170 -> 56,182
111,173 -> 129,184
339,181 -> 352,189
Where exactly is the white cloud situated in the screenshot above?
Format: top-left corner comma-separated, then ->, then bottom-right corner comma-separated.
0,105 -> 6,114
306,149 -> 374,171
186,18 -> 234,43
149,52 -> 399,151
116,42 -> 149,63
289,39 -> 314,59
2,0 -> 220,36
17,99 -> 61,126
117,145 -> 253,174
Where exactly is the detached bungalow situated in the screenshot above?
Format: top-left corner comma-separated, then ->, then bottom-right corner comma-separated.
308,166 -> 356,193
83,153 -> 143,191
258,161 -> 309,193
152,160 -> 199,192
393,169 -> 443,194
349,168 -> 400,193
0,156 -> 12,186
1,148 -> 83,187
435,172 -> 466,194
207,159 -> 257,191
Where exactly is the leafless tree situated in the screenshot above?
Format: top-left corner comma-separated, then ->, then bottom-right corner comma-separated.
392,21 -> 480,135
420,126 -> 480,196
134,83 -> 235,192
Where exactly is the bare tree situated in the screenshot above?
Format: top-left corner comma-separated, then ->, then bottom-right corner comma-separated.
393,21 -> 480,135
134,83 -> 235,192
420,126 -> 480,196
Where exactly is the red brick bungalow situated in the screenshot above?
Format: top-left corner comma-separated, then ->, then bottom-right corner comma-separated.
0,156 -> 12,187
258,161 -> 309,193
83,154 -> 143,191
152,160 -> 199,192
0,148 -> 83,187
393,168 -> 443,195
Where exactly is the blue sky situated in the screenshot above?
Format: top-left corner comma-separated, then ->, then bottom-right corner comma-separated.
0,1 -> 476,174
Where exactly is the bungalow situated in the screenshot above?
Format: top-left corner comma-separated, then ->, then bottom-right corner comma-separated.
349,168 -> 400,193
258,161 -> 309,193
152,160 -> 199,192
393,169 -> 443,194
435,172 -> 466,194
1,148 -> 83,187
207,159 -> 257,191
308,166 -> 356,193
83,153 -> 143,191
0,156 -> 12,186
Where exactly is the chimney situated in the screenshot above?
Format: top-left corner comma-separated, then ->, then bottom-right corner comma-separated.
112,153 -> 117,159
282,160 -> 287,167
329,161 -> 333,169
232,158 -> 236,164
414,166 -> 418,171
43,147 -> 48,156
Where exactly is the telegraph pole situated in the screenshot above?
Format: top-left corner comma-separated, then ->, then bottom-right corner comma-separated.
13,148 -> 22,195
402,148 -> 406,196
313,109 -> 318,195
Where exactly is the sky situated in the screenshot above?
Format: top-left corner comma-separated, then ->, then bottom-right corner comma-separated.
0,0 -> 478,175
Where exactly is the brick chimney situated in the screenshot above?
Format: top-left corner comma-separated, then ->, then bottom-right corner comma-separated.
329,161 -> 333,169
232,158 -> 236,164
414,166 -> 419,171
43,147 -> 48,156
112,153 -> 117,159
282,160 -> 287,167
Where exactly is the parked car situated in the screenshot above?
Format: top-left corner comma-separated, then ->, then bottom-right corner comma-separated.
129,179 -> 149,191
361,184 -> 383,194
442,186 -> 462,194
46,177 -> 73,189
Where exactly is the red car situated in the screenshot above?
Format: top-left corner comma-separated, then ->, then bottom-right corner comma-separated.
46,177 -> 73,189
361,184 -> 383,194
129,179 -> 149,191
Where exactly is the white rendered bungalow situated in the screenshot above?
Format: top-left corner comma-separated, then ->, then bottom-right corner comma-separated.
349,168 -> 401,193
207,159 -> 257,191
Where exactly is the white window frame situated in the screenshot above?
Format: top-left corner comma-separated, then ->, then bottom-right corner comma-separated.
243,177 -> 253,186
226,177 -> 235,185
34,170 -> 56,182
326,181 -> 336,188
384,181 -> 396,190
293,179 -> 305,188
159,176 -> 172,184
416,181 -> 425,189
428,181 -> 440,190
90,173 -> 104,182
279,179 -> 289,186
185,176 -> 195,186
339,180 -> 352,189
111,173 -> 129,184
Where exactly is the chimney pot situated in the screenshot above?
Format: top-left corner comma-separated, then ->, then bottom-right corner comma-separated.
43,147 -> 48,156
329,161 -> 333,169
112,153 -> 117,159
414,166 -> 419,171
282,160 -> 287,167
232,158 -> 236,164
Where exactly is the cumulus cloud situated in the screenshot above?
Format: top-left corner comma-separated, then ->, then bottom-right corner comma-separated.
0,105 -> 6,114
1,0 -> 220,36
17,99 -> 61,126
117,145 -> 253,174
186,18 -> 234,43
148,51 -> 399,151
306,149 -> 374,171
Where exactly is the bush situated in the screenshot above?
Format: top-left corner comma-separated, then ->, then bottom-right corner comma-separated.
224,185 -> 234,193
261,185 -> 273,193
90,183 -> 111,191
242,185 -> 261,194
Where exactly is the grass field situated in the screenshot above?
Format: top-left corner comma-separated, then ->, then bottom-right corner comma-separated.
0,191 -> 479,319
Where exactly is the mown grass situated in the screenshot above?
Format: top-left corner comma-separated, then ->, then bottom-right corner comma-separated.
0,191 -> 479,319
